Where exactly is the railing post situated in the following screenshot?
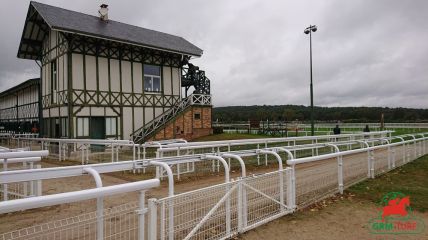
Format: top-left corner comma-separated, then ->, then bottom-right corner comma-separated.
3,158 -> 8,201
391,146 -> 396,168
148,198 -> 158,240
138,191 -> 147,240
387,145 -> 391,169
226,182 -> 231,237
370,150 -> 375,178
36,164 -> 42,196
406,142 -> 410,163
367,149 -> 371,178
237,178 -> 243,233
402,142 -> 406,164
286,167 -> 295,210
338,155 -> 344,194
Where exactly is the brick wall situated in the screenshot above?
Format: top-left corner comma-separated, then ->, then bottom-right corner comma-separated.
148,106 -> 212,141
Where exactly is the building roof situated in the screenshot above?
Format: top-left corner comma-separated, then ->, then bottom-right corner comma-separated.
0,78 -> 40,98
17,1 -> 203,60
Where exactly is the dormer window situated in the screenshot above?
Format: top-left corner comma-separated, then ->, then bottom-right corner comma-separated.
144,64 -> 161,93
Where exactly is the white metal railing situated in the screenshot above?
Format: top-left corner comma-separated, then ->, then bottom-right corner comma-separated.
0,133 -> 426,240
7,137 -> 138,164
149,135 -> 427,240
0,150 -> 48,201
0,179 -> 160,240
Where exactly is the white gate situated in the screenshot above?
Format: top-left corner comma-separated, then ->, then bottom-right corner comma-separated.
153,168 -> 294,240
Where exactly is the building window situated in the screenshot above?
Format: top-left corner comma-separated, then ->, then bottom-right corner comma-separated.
105,117 -> 117,136
194,113 -> 201,120
144,64 -> 161,93
77,117 -> 89,137
51,60 -> 57,104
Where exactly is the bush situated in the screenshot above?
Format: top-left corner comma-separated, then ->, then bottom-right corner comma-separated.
213,126 -> 224,134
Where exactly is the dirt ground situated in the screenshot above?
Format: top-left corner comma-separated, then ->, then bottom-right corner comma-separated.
240,195 -> 428,240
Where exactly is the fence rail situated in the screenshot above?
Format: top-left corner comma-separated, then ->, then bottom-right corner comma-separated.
0,133 -> 427,240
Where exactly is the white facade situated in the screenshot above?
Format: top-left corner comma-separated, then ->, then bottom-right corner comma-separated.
41,29 -> 183,139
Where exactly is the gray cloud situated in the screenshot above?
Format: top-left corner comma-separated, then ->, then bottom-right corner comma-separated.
0,0 -> 427,108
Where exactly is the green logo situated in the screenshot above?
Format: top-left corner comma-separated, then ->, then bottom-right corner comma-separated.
368,192 -> 425,235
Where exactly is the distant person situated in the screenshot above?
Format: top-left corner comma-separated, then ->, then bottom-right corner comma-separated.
333,125 -> 341,135
31,125 -> 38,133
363,125 -> 370,133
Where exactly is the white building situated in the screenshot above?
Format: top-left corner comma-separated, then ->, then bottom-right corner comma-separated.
12,2 -> 213,142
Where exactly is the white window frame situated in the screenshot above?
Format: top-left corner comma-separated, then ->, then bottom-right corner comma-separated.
77,117 -> 89,137
105,117 -> 117,136
144,65 -> 162,93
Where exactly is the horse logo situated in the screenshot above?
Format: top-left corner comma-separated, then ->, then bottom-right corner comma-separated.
381,196 -> 410,221
369,192 -> 425,235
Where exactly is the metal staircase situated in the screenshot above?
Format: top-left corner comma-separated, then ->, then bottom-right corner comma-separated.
131,94 -> 211,143
131,63 -> 212,143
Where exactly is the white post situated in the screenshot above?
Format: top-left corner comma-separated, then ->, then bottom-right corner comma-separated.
237,179 -> 243,233
3,158 -> 7,201
392,146 -> 396,168
58,142 -> 62,161
257,144 -> 260,165
138,191 -> 146,240
370,150 -> 375,178
148,198 -> 157,240
338,155 -> 344,194
23,161 -> 28,197
36,164 -> 42,196
311,139 -> 315,156
30,161 -> 35,196
367,149 -> 371,178
315,139 -> 318,155
86,144 -> 90,163
286,167 -> 294,210
84,168 -> 103,240
402,142 -> 406,163
265,141 -> 268,166
387,146 -> 391,169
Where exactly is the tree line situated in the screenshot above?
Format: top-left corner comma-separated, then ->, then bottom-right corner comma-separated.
213,105 -> 428,123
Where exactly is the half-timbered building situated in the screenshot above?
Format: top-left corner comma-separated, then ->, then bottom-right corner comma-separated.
0,78 -> 40,133
14,1 -> 212,142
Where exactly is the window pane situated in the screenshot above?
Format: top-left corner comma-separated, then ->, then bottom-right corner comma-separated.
144,65 -> 160,76
77,118 -> 83,136
84,118 -> 89,136
153,77 -> 161,92
144,76 -> 152,91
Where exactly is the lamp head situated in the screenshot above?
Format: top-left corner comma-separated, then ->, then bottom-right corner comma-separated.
312,26 -> 317,32
304,29 -> 310,34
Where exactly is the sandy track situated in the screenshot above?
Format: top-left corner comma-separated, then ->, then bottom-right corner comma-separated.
240,197 -> 428,240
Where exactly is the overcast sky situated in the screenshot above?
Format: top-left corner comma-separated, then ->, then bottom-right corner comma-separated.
0,0 -> 427,108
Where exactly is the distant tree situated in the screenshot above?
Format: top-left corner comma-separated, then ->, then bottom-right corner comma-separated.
283,109 -> 295,122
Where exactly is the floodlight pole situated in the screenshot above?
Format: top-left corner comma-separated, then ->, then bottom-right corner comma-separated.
304,25 -> 317,136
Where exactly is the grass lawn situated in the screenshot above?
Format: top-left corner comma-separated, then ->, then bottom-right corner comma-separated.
391,128 -> 427,136
348,154 -> 428,212
192,133 -> 273,142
